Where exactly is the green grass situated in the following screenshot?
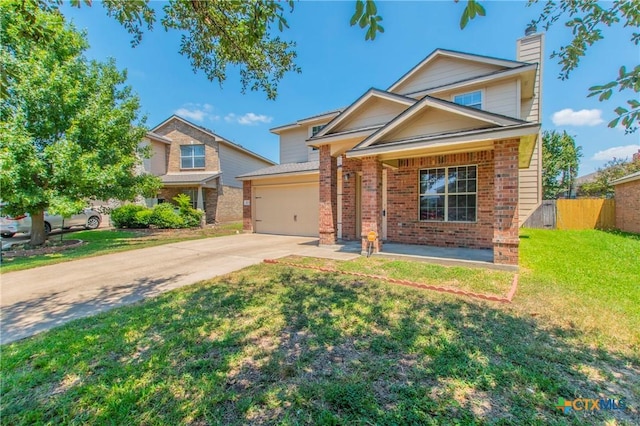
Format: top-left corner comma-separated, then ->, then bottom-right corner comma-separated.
0,223 -> 243,273
1,229 -> 639,424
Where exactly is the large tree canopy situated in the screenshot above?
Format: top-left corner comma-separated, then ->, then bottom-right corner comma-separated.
7,1 -> 638,132
0,0 -> 160,245
541,130 -> 582,199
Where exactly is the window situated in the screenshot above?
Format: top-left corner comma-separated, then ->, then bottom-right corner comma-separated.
180,145 -> 205,169
419,165 -> 477,222
310,125 -> 325,136
453,91 -> 482,109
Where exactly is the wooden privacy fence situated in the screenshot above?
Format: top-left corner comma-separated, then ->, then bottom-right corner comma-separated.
523,199 -> 616,230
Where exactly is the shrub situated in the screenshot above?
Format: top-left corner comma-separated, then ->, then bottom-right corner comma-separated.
172,194 -> 203,228
110,204 -> 149,228
134,209 -> 153,227
149,203 -> 185,229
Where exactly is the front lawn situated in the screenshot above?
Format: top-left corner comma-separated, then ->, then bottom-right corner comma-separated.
0,222 -> 242,273
1,229 -> 638,424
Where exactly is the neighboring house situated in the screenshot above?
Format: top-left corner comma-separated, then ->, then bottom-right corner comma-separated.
612,170 -> 640,234
238,30 -> 544,265
141,115 -> 275,223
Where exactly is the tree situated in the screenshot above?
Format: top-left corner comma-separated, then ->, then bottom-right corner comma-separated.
0,0 -> 160,246
541,130 -> 582,199
579,156 -> 640,198
11,1 -> 637,130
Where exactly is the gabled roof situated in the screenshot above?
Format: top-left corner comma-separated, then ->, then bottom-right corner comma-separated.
387,48 -> 528,93
145,132 -> 172,144
152,115 -> 275,165
270,109 -> 343,134
311,88 -> 416,139
237,161 -> 319,180
354,95 -> 528,150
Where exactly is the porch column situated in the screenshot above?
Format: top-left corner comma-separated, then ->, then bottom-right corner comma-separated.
360,156 -> 383,254
242,180 -> 253,233
319,144 -> 338,245
196,186 -> 204,210
493,139 -> 520,265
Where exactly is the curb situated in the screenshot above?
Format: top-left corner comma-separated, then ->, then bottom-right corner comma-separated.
263,259 -> 518,303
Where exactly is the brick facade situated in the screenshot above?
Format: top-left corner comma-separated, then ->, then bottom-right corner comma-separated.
360,156 -> 383,253
386,150 -> 495,249
341,156 -> 362,240
615,179 -> 640,234
243,181 -> 253,232
216,185 -> 243,222
154,120 -> 220,173
492,139 -> 520,265
319,145 -> 338,244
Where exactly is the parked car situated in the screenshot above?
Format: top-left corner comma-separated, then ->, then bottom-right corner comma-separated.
0,208 -> 102,238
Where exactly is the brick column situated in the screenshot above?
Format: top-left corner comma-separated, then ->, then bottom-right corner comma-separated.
319,145 -> 338,245
493,139 -> 519,265
341,156 -> 361,240
361,156 -> 383,254
242,180 -> 253,233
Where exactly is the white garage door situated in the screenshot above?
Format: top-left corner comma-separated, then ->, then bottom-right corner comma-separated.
254,183 -> 319,237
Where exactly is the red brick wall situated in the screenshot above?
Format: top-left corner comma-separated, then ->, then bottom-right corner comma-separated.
361,156 -> 383,252
319,145 -> 337,244
243,180 -> 253,232
386,150 -> 495,249
341,156 -> 361,240
615,179 -> 640,234
492,139 -> 520,265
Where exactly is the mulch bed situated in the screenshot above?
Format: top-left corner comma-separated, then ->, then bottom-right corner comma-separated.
1,239 -> 85,258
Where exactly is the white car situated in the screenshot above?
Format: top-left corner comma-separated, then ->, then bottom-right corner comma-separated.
0,209 -> 102,238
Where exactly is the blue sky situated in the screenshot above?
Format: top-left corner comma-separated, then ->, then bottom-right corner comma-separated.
61,1 -> 639,174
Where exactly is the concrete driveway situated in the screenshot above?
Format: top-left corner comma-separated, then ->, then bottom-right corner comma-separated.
0,233 -> 358,345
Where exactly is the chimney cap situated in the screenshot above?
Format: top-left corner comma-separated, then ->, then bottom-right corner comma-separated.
525,23 -> 537,36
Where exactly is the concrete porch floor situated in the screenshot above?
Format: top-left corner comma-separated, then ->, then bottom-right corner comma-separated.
316,240 -> 516,271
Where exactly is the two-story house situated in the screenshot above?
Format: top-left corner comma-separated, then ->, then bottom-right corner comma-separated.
238,31 -> 544,266
141,115 -> 275,224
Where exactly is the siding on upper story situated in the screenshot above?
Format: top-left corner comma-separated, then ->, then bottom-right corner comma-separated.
140,138 -> 168,176
279,119 -> 334,164
428,78 -> 520,119
332,98 -> 411,133
393,57 -> 504,96
379,108 -> 493,143
219,143 -> 273,188
516,33 -> 544,223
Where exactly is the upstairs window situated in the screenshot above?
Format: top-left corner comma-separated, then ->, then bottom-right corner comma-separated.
310,125 -> 325,137
419,165 -> 477,222
453,90 -> 482,110
180,145 -> 205,169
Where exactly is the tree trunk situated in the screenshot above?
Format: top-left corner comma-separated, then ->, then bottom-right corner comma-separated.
30,210 -> 47,246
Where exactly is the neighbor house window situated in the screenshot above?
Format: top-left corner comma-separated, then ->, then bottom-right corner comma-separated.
419,165 -> 477,222
453,91 -> 482,109
180,145 -> 205,169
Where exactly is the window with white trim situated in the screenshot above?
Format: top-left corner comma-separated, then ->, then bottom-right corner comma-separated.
419,165 -> 477,222
180,145 -> 205,169
453,90 -> 482,109
311,125 -> 325,136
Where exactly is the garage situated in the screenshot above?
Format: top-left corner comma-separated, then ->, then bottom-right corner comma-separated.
254,182 -> 319,237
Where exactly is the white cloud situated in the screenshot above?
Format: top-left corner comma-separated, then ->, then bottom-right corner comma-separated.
174,103 -> 218,122
552,108 -> 604,127
592,144 -> 640,161
225,112 -> 273,126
